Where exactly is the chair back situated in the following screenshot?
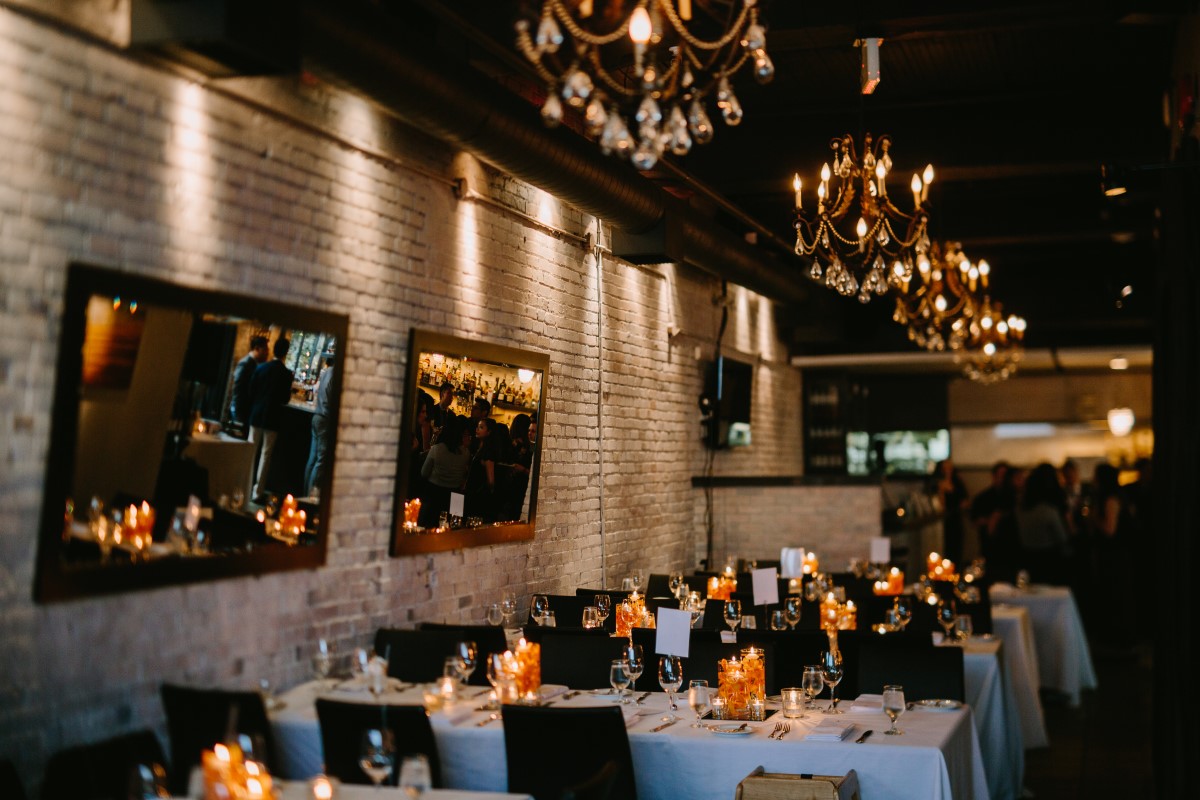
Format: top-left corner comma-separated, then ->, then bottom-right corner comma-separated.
734,629 -> 857,695
574,589 -> 629,633
735,766 -> 860,800
160,683 -> 276,796
314,699 -> 440,787
534,594 -> 592,628
41,729 -> 166,800
502,705 -> 637,800
857,635 -> 965,701
0,758 -> 25,800
561,759 -> 620,800
533,630 -> 633,689
375,628 -> 495,686
632,628 -> 777,694
416,623 -> 508,685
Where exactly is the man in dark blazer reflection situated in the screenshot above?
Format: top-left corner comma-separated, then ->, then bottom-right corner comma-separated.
249,337 -> 294,503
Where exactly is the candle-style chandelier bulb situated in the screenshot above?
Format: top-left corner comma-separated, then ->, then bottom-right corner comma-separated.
629,7 -> 653,44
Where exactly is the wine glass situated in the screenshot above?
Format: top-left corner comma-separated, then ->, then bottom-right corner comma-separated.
687,680 -> 710,727
455,641 -> 477,683
658,655 -> 683,721
609,659 -> 631,702
594,594 -> 612,628
954,614 -> 974,643
500,593 -> 518,626
398,753 -> 432,798
769,610 -> 788,631
784,595 -> 803,629
937,600 -> 958,641
312,638 -> 334,687
582,606 -> 601,629
531,594 -> 550,625
631,572 -> 643,593
882,684 -> 906,735
684,592 -> 703,627
359,729 -> 395,789
802,665 -> 824,712
723,599 -> 742,634
623,644 -> 644,692
893,596 -> 913,630
485,603 -> 503,626
820,650 -> 844,714
541,610 -> 556,627
443,655 -> 467,685
668,571 -> 684,598
485,652 -> 510,707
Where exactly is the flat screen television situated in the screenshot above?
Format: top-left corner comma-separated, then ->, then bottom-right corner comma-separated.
846,429 -> 950,476
702,356 -> 753,448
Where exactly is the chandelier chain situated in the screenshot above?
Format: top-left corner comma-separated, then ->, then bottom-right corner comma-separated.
547,0 -> 631,46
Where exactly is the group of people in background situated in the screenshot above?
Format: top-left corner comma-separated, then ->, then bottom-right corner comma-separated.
931,456 -> 1150,654
408,382 -> 536,528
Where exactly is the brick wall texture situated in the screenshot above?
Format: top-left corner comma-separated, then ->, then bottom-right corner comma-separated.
0,7 -> 877,788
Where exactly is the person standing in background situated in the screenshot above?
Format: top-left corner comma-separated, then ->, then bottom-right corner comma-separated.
930,458 -> 970,564
304,351 -> 336,498
249,337 -> 294,503
229,335 -> 268,436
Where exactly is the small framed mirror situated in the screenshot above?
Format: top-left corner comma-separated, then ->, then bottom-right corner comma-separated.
391,329 -> 548,556
34,263 -> 349,602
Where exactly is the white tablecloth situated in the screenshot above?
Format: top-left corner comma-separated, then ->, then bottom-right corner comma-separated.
989,606 -> 1049,748
272,682 -> 990,800
990,584 -> 1098,707
962,638 -> 1024,800
183,432 -> 256,500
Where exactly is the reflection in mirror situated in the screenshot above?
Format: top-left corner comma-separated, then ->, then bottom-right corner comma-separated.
391,329 -> 548,556
35,263 -> 349,602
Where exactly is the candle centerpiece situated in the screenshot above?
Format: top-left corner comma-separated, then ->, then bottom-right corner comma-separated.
926,551 -> 958,581
278,494 -> 307,539
716,647 -> 766,720
802,551 -> 820,575
501,638 -> 541,704
820,591 -> 858,631
872,567 -> 906,595
706,575 -> 737,601
614,591 -> 656,637
403,498 -> 421,531
202,741 -> 277,800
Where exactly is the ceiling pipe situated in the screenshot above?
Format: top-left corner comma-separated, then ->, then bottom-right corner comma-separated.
296,0 -> 809,306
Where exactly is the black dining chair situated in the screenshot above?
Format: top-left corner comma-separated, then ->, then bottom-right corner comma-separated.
561,759 -> 620,800
631,629 -> 779,694
857,635 -> 965,702
502,705 -> 637,800
534,593 -> 592,628
314,699 -> 441,788
416,622 -> 508,685
375,627 -> 494,685
574,588 -> 629,633
41,729 -> 166,800
0,758 -> 25,800
533,630 -> 631,689
160,683 -> 277,796
733,628 -> 855,695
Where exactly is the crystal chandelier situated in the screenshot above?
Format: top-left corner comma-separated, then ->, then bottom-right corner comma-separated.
892,242 -> 981,352
515,0 -> 772,171
956,294 -> 1027,383
792,133 -> 933,304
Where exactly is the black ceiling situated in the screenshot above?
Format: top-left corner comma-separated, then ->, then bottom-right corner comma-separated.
395,1 -> 1179,356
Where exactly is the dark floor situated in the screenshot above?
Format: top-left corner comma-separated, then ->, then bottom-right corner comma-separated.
1023,639 -> 1154,798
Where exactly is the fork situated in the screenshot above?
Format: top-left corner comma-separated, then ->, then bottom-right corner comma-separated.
768,722 -> 783,739
778,723 -> 791,741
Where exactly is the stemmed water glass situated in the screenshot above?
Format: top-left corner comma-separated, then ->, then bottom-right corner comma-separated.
359,729 -> 395,789
312,638 -> 334,687
937,599 -> 958,641
658,655 -> 683,721
802,665 -> 824,712
687,680 -> 710,727
723,600 -> 742,634
485,603 -> 503,626
882,684 -> 906,735
398,754 -> 432,798
609,659 -> 631,702
531,594 -> 550,625
784,595 -> 803,629
582,606 -> 602,629
485,652 -> 511,708
892,596 -> 914,630
630,572 -> 644,593
594,594 -> 612,628
623,644 -> 644,693
500,593 -> 518,626
668,572 -> 685,598
769,610 -> 788,631
684,592 -> 704,627
455,641 -> 477,683
820,650 -> 844,714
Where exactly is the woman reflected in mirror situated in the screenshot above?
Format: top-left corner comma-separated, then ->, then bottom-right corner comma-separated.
467,418 -> 499,522
418,414 -> 470,527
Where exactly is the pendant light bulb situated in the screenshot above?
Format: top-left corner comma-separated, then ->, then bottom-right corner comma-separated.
629,7 -> 652,45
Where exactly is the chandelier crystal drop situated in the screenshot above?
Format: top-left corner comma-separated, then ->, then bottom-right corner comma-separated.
516,0 -> 771,171
793,134 -> 932,304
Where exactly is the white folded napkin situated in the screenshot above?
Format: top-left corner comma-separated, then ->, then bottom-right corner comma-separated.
539,684 -> 569,700
849,694 -> 882,713
803,719 -> 855,741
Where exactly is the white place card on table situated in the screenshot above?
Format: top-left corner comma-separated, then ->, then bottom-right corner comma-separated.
449,492 -> 465,517
655,607 -> 692,658
869,536 -> 890,564
752,567 -> 779,606
720,631 -> 738,643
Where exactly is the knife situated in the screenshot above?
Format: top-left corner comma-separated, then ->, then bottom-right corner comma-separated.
651,719 -> 679,733
635,692 -> 652,704
855,729 -> 874,744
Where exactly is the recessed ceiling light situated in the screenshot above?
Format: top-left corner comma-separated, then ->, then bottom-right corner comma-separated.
1120,285 -> 1134,297
1109,357 -> 1129,370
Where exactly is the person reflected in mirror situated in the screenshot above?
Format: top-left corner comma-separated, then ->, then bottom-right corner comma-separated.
432,382 -> 455,431
505,413 -> 533,520
304,350 -> 336,499
466,417 -> 500,522
528,412 -> 538,446
419,414 -> 471,528
408,391 -> 436,504
249,337 -> 294,504
469,398 -> 492,455
229,335 -> 268,437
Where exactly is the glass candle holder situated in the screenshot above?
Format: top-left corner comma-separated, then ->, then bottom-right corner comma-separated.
781,687 -> 806,718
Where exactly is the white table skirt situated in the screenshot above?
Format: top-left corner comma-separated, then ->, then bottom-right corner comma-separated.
990,584 -> 1098,707
962,638 -> 1024,800
272,682 -> 990,800
990,605 -> 1049,748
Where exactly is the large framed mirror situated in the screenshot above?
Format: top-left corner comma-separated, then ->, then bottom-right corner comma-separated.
391,329 -> 548,556
35,262 -> 349,602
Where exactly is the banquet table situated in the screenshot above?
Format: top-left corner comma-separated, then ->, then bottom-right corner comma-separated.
182,432 -> 256,501
272,681 -> 990,800
184,775 -> 529,800
989,605 -> 1049,748
960,637 -> 1024,800
990,583 -> 1098,707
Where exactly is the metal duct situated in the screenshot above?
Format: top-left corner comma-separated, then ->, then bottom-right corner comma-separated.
297,1 -> 808,306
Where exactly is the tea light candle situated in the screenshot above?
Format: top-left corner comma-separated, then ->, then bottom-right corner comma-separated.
749,697 -> 765,721
245,777 -> 264,798
311,776 -> 334,800
711,696 -> 727,719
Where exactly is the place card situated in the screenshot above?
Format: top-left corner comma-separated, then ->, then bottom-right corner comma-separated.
870,536 -> 890,564
449,492 -> 465,517
654,607 -> 692,658
751,567 -> 779,607
780,547 -> 805,578
720,631 -> 737,644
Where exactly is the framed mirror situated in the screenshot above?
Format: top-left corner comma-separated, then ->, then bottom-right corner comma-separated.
34,263 -> 349,602
391,329 -> 548,556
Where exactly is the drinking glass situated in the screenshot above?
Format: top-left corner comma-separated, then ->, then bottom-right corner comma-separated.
623,644 -> 644,692
723,599 -> 742,634
954,614 -> 974,642
455,641 -> 477,682
769,610 -> 788,631
687,680 -> 710,726
802,665 -> 824,711
780,687 -> 806,719
312,639 -> 334,686
631,572 -> 644,593
684,592 -> 704,627
882,684 -> 906,735
582,606 -> 601,629
784,595 -> 803,629
531,594 -> 550,625
541,610 -> 556,627
359,729 -> 395,789
658,655 -> 683,721
609,659 -> 631,702
485,603 -> 503,626
820,650 -> 844,714
500,593 -> 518,626
443,655 -> 467,685
398,753 -> 431,798
803,579 -> 820,603
884,608 -> 905,632
485,652 -> 510,707
937,600 -> 958,640
893,596 -> 914,630
668,572 -> 684,598
594,594 -> 612,627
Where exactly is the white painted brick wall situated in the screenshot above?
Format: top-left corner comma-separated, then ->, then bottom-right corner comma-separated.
0,8 -> 850,791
